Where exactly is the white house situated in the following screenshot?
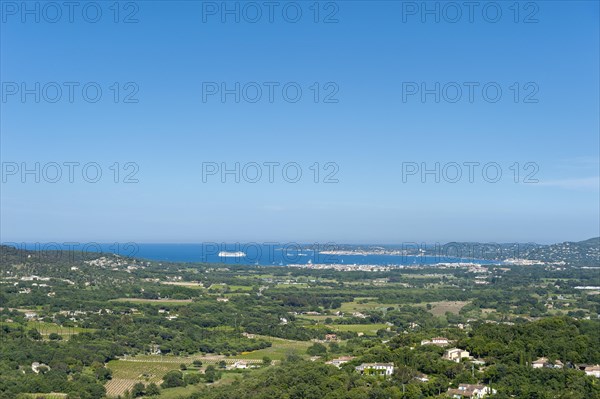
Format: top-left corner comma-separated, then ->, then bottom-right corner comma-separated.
532,357 -> 563,369
355,363 -> 394,377
31,362 -> 50,374
447,384 -> 496,398
326,356 -> 355,368
532,357 -> 548,368
421,337 -> 450,346
444,348 -> 471,363
231,361 -> 248,369
149,344 -> 162,355
432,337 -> 449,345
553,360 -> 564,369
24,312 -> 37,319
585,365 -> 600,378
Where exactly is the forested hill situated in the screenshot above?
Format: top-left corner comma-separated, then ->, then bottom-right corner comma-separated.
424,237 -> 600,266
0,244 -> 110,265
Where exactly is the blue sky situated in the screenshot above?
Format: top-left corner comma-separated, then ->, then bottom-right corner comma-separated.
1,0 -> 599,244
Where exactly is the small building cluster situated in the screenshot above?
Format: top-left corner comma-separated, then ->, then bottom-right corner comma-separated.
326,356 -> 355,368
355,363 -> 394,377
531,357 -> 564,369
231,360 -> 248,369
421,336 -> 450,346
443,348 -> 471,363
530,357 -> 600,378
585,365 -> 600,378
447,384 -> 496,398
325,334 -> 338,342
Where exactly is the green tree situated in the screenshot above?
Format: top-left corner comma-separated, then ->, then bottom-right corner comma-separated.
28,329 -> 42,340
146,383 -> 160,396
161,370 -> 185,388
49,332 -> 62,340
204,365 -> 219,383
184,373 -> 202,385
131,382 -> 145,397
307,343 -> 327,356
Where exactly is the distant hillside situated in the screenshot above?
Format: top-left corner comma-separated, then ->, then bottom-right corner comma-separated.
317,238 -> 600,267
0,244 -> 153,286
572,237 -> 600,248
0,244 -> 105,265
522,237 -> 600,266
422,238 -> 600,266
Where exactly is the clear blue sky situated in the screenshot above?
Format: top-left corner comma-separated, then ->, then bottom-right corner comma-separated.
1,1 -> 598,244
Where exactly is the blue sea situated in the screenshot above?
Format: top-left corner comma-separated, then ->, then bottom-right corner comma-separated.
4,242 -> 498,266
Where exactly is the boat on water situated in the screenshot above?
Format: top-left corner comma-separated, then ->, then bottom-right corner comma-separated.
218,251 -> 246,257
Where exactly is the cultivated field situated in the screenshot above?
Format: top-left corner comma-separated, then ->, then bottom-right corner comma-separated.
329,323 -> 390,335
237,335 -> 312,360
423,301 -> 469,317
160,281 -> 205,289
339,300 -> 398,313
105,359 -> 181,397
104,336 -> 304,397
1,321 -> 94,340
109,298 -> 193,305
297,314 -> 342,321
154,374 -> 242,399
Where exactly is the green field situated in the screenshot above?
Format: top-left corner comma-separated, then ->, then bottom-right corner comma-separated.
155,374 -> 242,398
297,314 -> 342,321
1,321 -> 94,340
419,301 -> 469,317
105,358 -> 183,397
237,336 -> 312,361
160,281 -> 205,289
104,334 -> 310,397
275,283 -> 310,288
155,384 -> 205,399
339,300 -> 398,313
328,323 -> 390,335
227,285 -> 254,291
109,298 -> 193,305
